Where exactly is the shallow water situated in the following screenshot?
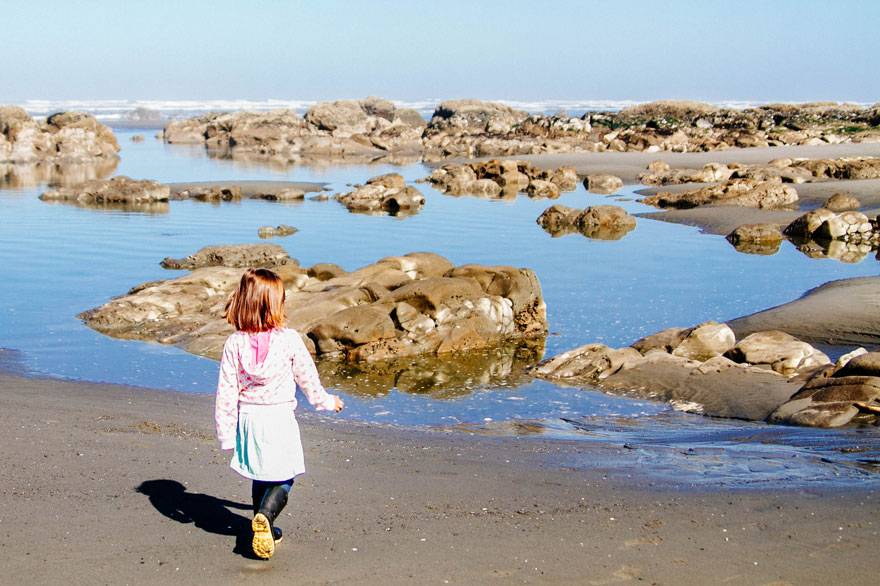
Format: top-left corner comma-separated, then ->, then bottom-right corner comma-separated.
1,130 -> 879,483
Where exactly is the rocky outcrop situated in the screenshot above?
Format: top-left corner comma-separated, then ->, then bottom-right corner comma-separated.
770,350 -> 880,427
725,224 -> 784,255
671,322 -> 736,361
263,187 -> 306,201
792,156 -> 880,180
81,250 -> 548,364
160,244 -> 292,269
336,173 -> 425,215
39,176 -> 169,206
639,161 -> 734,185
583,174 -> 623,194
642,179 -> 798,209
163,97 -> 425,160
258,225 -> 297,238
784,208 -> 878,245
537,204 -> 636,240
0,107 -> 119,163
640,157 -> 880,186
726,331 -> 830,376
174,184 -> 242,202
533,320 -> 832,422
38,178 -> 328,211
425,159 -> 577,198
824,192 -> 860,212
162,99 -> 880,162
169,182 -> 314,202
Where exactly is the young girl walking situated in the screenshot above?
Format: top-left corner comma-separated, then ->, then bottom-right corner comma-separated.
214,268 -> 344,559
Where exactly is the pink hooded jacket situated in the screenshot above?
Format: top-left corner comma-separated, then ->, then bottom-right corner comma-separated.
214,328 -> 338,450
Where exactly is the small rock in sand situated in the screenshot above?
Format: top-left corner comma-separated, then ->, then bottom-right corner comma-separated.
823,192 -> 861,212
584,174 -> 624,194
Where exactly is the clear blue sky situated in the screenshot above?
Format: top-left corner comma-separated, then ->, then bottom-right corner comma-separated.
2,0 -> 877,102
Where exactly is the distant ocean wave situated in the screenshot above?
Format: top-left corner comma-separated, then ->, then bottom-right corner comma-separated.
14,98 -> 875,124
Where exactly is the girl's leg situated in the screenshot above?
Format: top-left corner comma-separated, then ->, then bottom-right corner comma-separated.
251,480 -> 270,515
251,478 -> 294,559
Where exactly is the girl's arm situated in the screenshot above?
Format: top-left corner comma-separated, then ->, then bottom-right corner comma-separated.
214,337 -> 240,450
291,333 -> 341,411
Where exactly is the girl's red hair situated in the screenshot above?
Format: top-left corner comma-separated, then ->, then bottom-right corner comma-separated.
224,268 -> 286,332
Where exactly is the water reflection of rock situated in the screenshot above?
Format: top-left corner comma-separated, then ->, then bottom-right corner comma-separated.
38,199 -> 170,214
203,148 -> 424,169
0,159 -> 117,190
793,238 -> 877,263
317,340 -> 544,398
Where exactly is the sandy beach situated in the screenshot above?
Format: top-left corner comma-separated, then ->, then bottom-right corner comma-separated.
167,180 -> 326,198
0,365 -> 876,585
4,1 -> 880,582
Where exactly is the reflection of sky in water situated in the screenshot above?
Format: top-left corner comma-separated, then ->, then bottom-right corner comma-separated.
1,130 -> 880,436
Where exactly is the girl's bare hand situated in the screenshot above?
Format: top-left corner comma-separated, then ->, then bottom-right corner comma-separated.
334,396 -> 345,412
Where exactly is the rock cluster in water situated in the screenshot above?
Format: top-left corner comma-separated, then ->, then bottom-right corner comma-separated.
38,178 -> 321,212
783,208 -> 880,263
39,176 -> 169,205
0,107 -> 119,163
258,224 -> 297,239
80,247 -> 547,365
726,207 -> 880,261
336,173 -> 425,215
160,244 -> 292,269
784,208 -> 878,245
163,97 -> 425,160
531,321 -> 877,427
537,204 -> 636,240
725,224 -> 785,255
162,99 -> 880,161
425,159 -> 577,198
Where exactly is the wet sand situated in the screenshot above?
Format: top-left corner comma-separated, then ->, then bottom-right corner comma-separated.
1,369 -> 878,585
635,178 -> 880,235
639,206 -> 801,236
730,276 -> 880,347
168,180 -> 326,197
519,142 -> 880,183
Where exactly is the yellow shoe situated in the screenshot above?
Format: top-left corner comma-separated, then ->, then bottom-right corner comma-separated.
252,513 -> 275,559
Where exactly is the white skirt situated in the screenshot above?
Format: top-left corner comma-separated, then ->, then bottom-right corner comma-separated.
231,402 -> 306,481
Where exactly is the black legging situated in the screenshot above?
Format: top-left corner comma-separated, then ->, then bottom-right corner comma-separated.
251,478 -> 294,515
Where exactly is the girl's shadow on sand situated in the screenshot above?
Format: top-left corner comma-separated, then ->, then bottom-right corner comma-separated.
137,479 -> 259,559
